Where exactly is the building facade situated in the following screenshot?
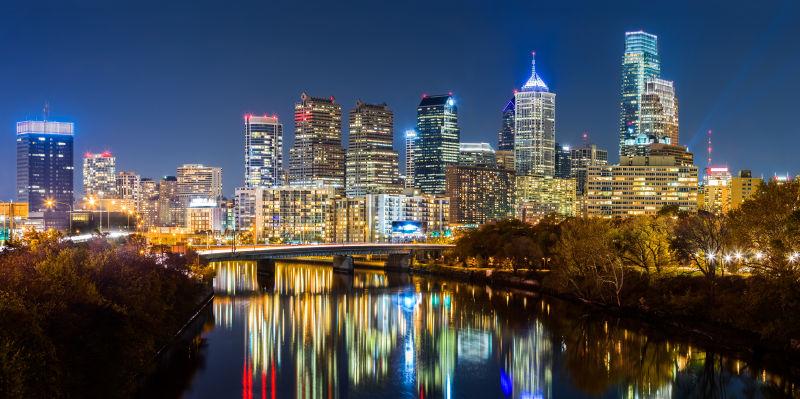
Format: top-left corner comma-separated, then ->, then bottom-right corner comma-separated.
446,165 -> 514,225
415,94 -> 460,194
346,101 -> 400,196
554,143 -> 571,178
458,142 -> 496,167
83,152 -> 117,199
498,97 -> 515,151
404,130 -> 418,189
138,177 -> 159,228
515,175 -> 577,223
619,31 -> 661,156
514,52 -> 555,177
177,164 -> 223,204
235,186 -> 336,243
585,156 -> 698,217
570,144 -> 609,196
701,166 -> 733,214
244,115 -> 283,188
289,93 -> 345,187
639,78 -> 678,146
16,120 -> 74,212
116,171 -> 141,203
730,170 -> 762,210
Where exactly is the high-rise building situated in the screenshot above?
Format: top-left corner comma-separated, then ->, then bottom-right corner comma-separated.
176,164 -> 223,203
415,94 -> 460,194
289,93 -> 345,187
730,170 -> 762,210
158,176 -> 180,226
645,143 -> 694,166
83,152 -> 117,199
116,171 -> 140,202
639,78 -> 678,145
458,143 -> 496,167
586,156 -> 698,217
235,186 -> 336,243
570,144 -> 609,196
244,115 -> 283,188
138,178 -> 159,228
446,164 -> 514,225
404,130 -> 418,188
16,120 -> 74,213
346,101 -> 400,196
701,166 -> 732,214
495,150 -> 515,172
619,31 -> 665,156
554,143 -> 572,178
498,97 -> 515,151
514,52 -> 555,177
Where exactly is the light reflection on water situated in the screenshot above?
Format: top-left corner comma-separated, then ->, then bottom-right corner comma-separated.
179,261 -> 799,399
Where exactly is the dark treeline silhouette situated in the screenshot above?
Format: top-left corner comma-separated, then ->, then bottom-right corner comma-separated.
0,232 -> 214,398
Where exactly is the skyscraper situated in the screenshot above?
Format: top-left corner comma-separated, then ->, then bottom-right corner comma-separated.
16,120 -> 74,212
415,94 -> 460,194
619,31 -> 661,156
446,164 -> 514,225
345,101 -> 400,196
498,97 -> 515,151
570,144 -> 609,196
116,171 -> 141,202
639,78 -> 679,145
514,52 -> 556,177
554,143 -> 572,178
289,92 -> 345,187
176,164 -> 223,204
245,115 -> 283,188
83,152 -> 117,198
458,143 -> 497,167
404,130 -> 418,188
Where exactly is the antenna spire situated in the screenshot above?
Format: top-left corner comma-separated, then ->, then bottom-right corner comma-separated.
706,129 -> 713,168
43,102 -> 50,121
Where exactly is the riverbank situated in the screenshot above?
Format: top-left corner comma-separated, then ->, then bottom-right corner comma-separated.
412,262 -> 800,376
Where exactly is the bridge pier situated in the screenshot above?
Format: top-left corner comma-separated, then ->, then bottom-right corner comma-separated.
257,259 -> 276,275
332,255 -> 354,274
385,253 -> 413,271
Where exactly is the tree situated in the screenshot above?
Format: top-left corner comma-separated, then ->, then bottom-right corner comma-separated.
615,216 -> 675,277
672,211 -> 730,281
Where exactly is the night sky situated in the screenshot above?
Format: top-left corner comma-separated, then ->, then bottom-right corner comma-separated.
1,0 -> 798,198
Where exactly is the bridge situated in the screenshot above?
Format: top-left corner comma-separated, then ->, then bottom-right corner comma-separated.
197,243 -> 454,273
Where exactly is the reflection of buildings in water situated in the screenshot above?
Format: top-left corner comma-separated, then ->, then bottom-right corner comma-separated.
212,261 -> 260,295
502,321 -> 552,399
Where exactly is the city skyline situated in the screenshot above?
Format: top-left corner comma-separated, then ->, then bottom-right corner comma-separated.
1,0 -> 799,198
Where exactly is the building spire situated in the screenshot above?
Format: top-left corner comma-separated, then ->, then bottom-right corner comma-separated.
521,51 -> 549,92
531,51 -> 537,78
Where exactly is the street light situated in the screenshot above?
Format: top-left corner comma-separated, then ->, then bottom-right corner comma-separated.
44,198 -> 74,234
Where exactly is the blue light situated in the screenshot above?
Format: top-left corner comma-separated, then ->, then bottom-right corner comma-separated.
500,369 -> 512,396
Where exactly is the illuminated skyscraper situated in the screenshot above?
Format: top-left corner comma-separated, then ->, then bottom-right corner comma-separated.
346,101 -> 400,196
244,115 -> 283,188
639,78 -> 678,145
498,97 -> 515,151
554,143 -> 571,178
404,130 -> 418,188
16,120 -> 74,212
415,94 -> 460,194
289,92 -> 345,187
514,52 -> 555,177
570,144 -> 608,197
458,142 -> 496,167
83,152 -> 117,198
619,31 -> 661,156
177,164 -> 223,203
116,171 -> 141,202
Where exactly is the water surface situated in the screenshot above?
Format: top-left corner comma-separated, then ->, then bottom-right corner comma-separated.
172,261 -> 798,398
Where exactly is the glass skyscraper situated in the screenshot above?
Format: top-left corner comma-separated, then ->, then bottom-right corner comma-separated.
345,101 -> 400,196
244,115 -> 283,188
514,52 -> 555,177
619,31 -> 661,156
415,94 -> 460,194
289,92 -> 345,188
16,120 -> 74,212
498,97 -> 515,151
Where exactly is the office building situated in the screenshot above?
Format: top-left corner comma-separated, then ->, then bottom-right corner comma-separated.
515,176 -> 576,223
404,130 -> 418,188
446,165 -> 514,225
185,198 -> 224,233
731,170 -> 762,210
619,31 -> 660,156
16,120 -> 74,213
177,164 -> 223,204
570,144 -> 609,196
244,115 -> 283,188
346,101 -> 400,196
554,143 -> 571,178
415,94 -> 460,194
83,152 -> 117,199
458,142 -> 496,167
498,97 -> 515,151
586,156 -> 698,217
116,171 -> 141,202
158,176 -> 181,227
495,150 -> 515,172
514,52 -> 556,177
138,178 -> 159,228
289,93 -> 345,187
639,78 -> 678,146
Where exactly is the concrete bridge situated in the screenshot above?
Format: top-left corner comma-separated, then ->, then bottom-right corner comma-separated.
197,243 -> 453,273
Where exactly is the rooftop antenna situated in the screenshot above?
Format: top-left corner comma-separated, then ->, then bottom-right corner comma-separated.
706,129 -> 713,168
43,101 -> 50,121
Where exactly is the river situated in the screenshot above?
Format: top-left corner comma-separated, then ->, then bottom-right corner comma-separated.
158,261 -> 798,398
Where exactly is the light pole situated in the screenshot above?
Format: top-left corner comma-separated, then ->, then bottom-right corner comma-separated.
44,198 -> 74,235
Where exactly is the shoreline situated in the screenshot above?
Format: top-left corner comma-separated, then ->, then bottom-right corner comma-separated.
411,263 -> 800,378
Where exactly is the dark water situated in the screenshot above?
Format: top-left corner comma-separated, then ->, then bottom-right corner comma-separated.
167,261 -> 799,398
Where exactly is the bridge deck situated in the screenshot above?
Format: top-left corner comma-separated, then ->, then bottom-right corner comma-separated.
197,243 -> 453,261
